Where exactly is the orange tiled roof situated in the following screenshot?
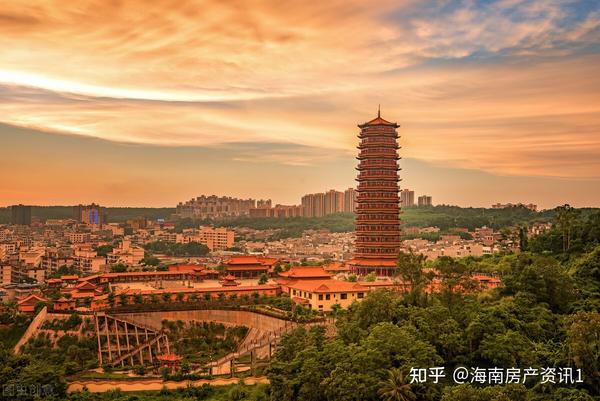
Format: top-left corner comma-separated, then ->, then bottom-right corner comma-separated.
287,279 -> 367,293
358,111 -> 399,128
75,281 -> 97,290
226,265 -> 269,271
226,256 -> 278,266
130,284 -> 279,295
101,271 -> 202,278
79,274 -> 101,282
17,293 -> 48,305
157,353 -> 182,362
279,266 -> 332,279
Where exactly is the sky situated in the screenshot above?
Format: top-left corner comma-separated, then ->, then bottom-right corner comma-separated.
0,0 -> 599,209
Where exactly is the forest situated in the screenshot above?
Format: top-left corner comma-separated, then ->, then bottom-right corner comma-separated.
0,210 -> 598,400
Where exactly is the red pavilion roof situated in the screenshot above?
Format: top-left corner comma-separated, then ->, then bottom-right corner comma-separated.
358,109 -> 399,128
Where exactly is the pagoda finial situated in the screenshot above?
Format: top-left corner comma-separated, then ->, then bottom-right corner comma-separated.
377,104 -> 381,118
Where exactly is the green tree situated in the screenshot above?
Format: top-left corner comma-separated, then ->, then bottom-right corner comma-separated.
556,204 -> 581,252
566,311 -> 600,393
110,263 -> 127,273
396,251 -> 431,306
378,368 -> 416,401
133,293 -> 143,304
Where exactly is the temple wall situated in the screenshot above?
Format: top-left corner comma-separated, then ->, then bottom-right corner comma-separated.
114,309 -> 291,332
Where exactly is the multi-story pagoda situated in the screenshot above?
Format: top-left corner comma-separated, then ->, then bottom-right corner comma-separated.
349,109 -> 402,276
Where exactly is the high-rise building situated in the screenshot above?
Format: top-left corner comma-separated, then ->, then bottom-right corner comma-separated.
256,199 -> 272,208
10,205 -> 32,226
349,110 -> 402,276
344,188 -> 357,213
418,195 -> 432,207
400,189 -> 414,207
74,203 -> 107,225
301,192 -> 326,218
324,189 -> 344,215
175,195 -> 256,219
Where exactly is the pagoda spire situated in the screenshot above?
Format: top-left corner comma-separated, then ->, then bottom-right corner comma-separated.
378,104 -> 381,118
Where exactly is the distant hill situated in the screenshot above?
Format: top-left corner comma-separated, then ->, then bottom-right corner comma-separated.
2,205 -> 598,234
0,206 -> 176,224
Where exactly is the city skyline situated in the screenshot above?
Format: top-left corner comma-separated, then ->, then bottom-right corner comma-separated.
1,0 -> 600,208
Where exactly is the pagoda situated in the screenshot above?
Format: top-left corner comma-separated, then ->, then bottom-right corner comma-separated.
349,108 -> 402,276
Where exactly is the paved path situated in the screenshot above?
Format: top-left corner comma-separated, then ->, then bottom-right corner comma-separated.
67,376 -> 269,393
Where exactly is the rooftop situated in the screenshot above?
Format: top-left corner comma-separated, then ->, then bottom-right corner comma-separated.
286,279 -> 367,293
358,108 -> 399,128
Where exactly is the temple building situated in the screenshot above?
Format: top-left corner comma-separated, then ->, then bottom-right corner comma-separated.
349,110 -> 402,276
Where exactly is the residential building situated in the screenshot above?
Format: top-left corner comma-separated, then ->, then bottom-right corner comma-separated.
344,188 -> 357,213
284,279 -> 368,312
73,245 -> 106,273
176,195 -> 256,219
74,203 -> 107,225
418,195 -> 433,207
324,189 -> 344,214
107,239 -> 145,267
11,205 -> 32,226
400,189 -> 415,207
180,226 -> 234,251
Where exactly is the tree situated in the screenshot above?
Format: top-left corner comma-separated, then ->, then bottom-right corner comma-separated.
435,256 -> 476,310
118,294 -> 129,306
162,292 -> 172,303
378,368 -> 416,401
555,204 -> 581,252
396,251 -> 431,306
176,292 -> 185,302
110,263 -> 127,273
107,291 -> 116,307
142,255 -> 160,266
566,311 -> 600,393
133,293 -> 143,304
95,244 -> 114,257
258,273 -> 268,285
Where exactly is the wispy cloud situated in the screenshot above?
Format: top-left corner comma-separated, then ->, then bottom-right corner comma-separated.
0,0 -> 599,185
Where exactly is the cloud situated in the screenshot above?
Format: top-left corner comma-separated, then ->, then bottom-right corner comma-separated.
0,0 -> 599,182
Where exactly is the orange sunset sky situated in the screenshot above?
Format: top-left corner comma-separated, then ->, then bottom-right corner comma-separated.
1,0 -> 599,209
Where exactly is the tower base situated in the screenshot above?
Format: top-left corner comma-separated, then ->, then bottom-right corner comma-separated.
348,258 -> 398,277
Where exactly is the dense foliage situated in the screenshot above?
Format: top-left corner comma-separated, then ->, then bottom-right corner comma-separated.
162,320 -> 248,364
0,206 -> 175,224
143,241 -> 210,256
266,244 -> 600,400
